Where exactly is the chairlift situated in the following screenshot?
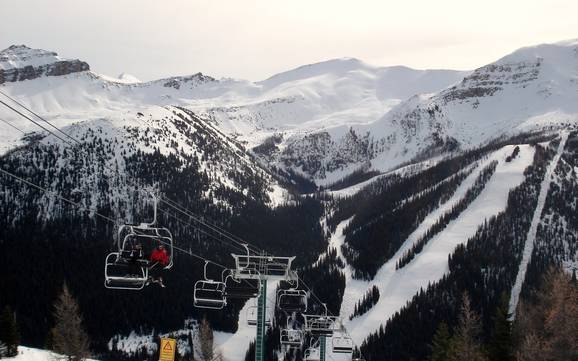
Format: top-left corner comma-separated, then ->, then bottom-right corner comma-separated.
277,287 -> 308,313
104,252 -> 148,290
280,329 -> 304,348
224,270 -> 261,299
246,305 -> 272,327
194,261 -> 227,309
331,334 -> 353,354
303,303 -> 342,337
304,346 -> 320,361
231,244 -> 298,281
304,338 -> 321,361
104,195 -> 173,290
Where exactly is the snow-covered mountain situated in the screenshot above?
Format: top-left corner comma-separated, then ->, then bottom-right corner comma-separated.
0,45 -> 468,184
2,40 -> 577,185
1,40 -> 577,361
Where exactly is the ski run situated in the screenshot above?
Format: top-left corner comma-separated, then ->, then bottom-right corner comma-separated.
508,132 -> 568,318
332,144 -> 537,344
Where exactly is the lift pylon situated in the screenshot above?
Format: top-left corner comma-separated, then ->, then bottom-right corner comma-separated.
230,245 -> 299,361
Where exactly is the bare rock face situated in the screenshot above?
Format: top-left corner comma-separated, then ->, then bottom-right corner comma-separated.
0,45 -> 89,84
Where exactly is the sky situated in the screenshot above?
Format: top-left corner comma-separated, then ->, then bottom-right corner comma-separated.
1,0 -> 577,81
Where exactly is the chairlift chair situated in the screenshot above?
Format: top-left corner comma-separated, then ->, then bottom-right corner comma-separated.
246,305 -> 272,327
224,272 -> 260,299
277,288 -> 308,313
193,261 -> 227,309
303,304 -> 342,337
304,338 -> 321,361
304,346 -> 320,361
104,252 -> 148,290
280,329 -> 304,348
331,334 -> 354,354
194,280 -> 226,309
230,245 -> 298,281
104,195 -> 174,290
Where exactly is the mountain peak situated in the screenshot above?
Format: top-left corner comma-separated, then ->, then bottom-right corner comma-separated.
493,38 -> 578,66
0,44 -> 89,84
259,57 -> 374,88
0,44 -> 62,70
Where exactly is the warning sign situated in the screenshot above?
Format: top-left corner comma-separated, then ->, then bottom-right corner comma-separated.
159,338 -> 176,361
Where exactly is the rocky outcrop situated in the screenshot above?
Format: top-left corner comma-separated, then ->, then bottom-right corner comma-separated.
0,45 -> 89,84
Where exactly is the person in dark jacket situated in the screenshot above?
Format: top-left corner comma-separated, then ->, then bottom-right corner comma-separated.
128,243 -> 144,277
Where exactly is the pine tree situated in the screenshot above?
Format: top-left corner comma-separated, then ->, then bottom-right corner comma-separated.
199,316 -> 213,361
487,294 -> 514,361
516,267 -> 578,361
0,305 -> 20,357
50,283 -> 91,360
429,322 -> 451,361
448,292 -> 487,361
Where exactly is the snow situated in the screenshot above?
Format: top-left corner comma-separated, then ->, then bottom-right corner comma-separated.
0,43 -> 468,178
97,72 -> 141,84
7,346 -> 99,361
340,144 -> 535,343
508,133 -> 568,319
214,281 -> 279,361
0,45 -> 66,70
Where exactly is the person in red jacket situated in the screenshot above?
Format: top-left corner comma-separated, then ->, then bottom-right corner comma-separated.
148,243 -> 169,287
150,244 -> 169,266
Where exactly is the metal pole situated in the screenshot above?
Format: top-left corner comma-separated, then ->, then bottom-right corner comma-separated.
255,279 -> 267,361
320,335 -> 326,361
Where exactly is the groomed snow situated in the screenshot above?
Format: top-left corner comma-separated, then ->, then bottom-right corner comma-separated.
508,133 -> 568,318
340,144 -> 535,343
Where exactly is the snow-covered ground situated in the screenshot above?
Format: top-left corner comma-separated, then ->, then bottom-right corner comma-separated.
213,281 -> 279,361
6,346 -> 99,361
508,133 -> 568,318
338,144 -> 536,343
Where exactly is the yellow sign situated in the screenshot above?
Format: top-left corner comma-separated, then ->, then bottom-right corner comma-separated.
159,337 -> 176,361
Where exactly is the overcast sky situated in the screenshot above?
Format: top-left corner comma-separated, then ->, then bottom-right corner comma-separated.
2,0 -> 577,81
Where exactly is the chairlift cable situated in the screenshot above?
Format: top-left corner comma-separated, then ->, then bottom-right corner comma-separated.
0,97 -> 267,256
0,117 -> 25,134
0,100 -> 73,145
0,167 -> 233,272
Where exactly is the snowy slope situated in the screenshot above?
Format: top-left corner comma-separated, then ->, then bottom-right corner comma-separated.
7,346 -> 99,361
508,132 -> 568,317
366,39 -> 578,165
0,45 -> 467,183
338,144 -> 536,343
3,40 -> 576,184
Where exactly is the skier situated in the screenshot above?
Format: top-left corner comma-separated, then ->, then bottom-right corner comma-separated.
128,242 -> 144,277
148,243 -> 169,287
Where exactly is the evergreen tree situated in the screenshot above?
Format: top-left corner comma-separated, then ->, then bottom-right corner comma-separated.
428,322 -> 451,361
0,305 -> 20,357
487,294 -> 513,361
448,293 -> 487,361
515,267 -> 578,361
199,316 -> 213,361
50,283 -> 91,360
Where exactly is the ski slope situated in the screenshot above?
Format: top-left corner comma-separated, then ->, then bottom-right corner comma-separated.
339,144 -> 535,343
214,281 -> 279,361
7,346 -> 99,361
508,133 -> 568,318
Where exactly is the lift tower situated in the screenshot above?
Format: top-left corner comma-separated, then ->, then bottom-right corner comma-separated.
231,248 -> 298,361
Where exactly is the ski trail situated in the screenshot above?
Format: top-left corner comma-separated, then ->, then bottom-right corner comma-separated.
339,152 -> 486,320
214,280 -> 279,361
508,133 -> 568,319
344,144 -> 535,343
